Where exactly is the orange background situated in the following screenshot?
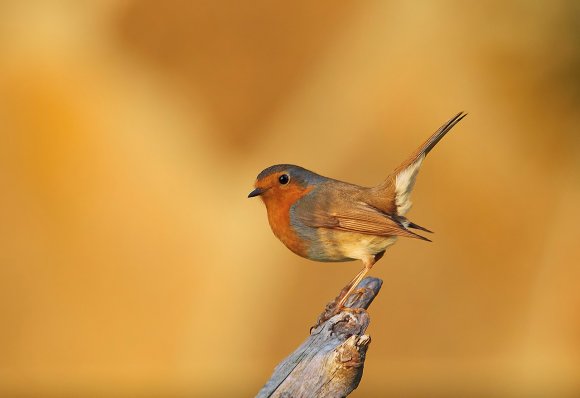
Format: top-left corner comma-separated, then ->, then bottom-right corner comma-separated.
1,1 -> 579,397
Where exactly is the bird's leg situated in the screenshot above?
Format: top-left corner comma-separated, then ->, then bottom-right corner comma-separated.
335,267 -> 370,309
340,251 -> 382,296
343,266 -> 368,293
335,257 -> 376,310
313,255 -> 381,328
329,266 -> 368,309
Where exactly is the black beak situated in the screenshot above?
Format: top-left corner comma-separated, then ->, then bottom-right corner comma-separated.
248,187 -> 264,198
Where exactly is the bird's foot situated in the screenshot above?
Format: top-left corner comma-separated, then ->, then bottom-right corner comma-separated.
311,288 -> 367,331
341,306 -> 365,315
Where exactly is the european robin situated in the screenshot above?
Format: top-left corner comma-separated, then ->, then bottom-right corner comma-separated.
249,112 -> 466,311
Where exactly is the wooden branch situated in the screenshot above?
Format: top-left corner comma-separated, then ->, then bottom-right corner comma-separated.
257,277 -> 383,398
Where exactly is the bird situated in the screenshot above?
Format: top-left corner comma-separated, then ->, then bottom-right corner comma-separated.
248,112 -> 466,311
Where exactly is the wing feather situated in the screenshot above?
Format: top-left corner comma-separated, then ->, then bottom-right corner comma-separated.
296,201 -> 430,241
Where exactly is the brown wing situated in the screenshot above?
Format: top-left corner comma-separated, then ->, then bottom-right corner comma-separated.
295,200 -> 430,241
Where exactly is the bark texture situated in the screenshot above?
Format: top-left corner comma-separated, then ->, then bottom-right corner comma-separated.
257,277 -> 383,398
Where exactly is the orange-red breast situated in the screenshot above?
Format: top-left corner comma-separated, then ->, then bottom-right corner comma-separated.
249,112 -> 466,308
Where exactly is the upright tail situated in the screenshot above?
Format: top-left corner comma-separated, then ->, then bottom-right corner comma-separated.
372,112 -> 467,216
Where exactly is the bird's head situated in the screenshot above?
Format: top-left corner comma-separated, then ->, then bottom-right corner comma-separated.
248,164 -> 320,207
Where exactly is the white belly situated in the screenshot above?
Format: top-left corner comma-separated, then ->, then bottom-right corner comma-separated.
338,234 -> 398,260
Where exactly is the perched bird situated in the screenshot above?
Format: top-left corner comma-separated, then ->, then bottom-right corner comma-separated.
249,112 -> 466,310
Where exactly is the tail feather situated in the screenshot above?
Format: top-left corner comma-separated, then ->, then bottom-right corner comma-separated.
407,221 -> 433,233
411,232 -> 432,242
371,112 -> 466,216
393,112 -> 467,176
416,112 -> 466,160
393,112 -> 466,215
386,213 -> 433,241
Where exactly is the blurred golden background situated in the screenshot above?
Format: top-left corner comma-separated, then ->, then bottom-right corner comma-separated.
1,1 -> 579,397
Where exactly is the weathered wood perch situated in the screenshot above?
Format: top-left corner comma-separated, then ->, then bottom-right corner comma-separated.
257,277 -> 383,398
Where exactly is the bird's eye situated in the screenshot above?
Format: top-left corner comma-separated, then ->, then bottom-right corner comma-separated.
278,174 -> 290,185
